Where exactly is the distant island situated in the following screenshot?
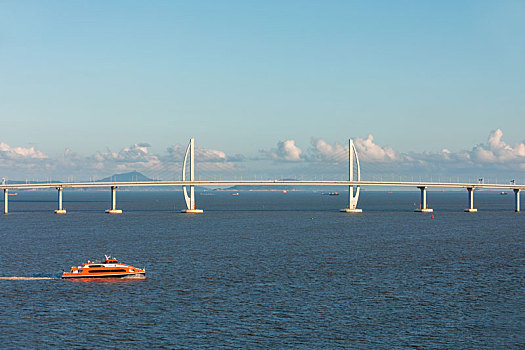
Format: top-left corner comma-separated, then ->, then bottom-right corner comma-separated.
4,171 -> 153,185
97,171 -> 153,182
215,179 -> 348,192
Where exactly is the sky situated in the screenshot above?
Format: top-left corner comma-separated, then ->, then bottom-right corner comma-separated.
0,0 -> 524,182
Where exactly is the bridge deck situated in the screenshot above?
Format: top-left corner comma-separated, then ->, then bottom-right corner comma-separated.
1,180 -> 523,190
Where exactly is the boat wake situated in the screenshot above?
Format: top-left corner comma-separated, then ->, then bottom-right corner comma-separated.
0,277 -> 57,280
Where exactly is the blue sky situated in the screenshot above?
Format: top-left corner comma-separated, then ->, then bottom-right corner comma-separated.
0,1 -> 524,181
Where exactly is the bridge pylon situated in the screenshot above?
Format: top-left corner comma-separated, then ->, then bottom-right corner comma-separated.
181,137 -> 203,213
340,139 -> 362,213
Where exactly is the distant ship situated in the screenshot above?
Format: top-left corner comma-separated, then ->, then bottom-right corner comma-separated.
323,192 -> 339,196
500,192 -> 508,195
232,192 -> 239,196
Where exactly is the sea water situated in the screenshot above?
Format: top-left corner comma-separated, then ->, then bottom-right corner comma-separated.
0,190 -> 523,348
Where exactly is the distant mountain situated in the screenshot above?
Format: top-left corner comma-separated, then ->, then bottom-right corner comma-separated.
97,171 -> 153,182
220,179 -> 346,192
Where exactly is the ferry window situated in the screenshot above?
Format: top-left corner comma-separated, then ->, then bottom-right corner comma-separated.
88,269 -> 127,273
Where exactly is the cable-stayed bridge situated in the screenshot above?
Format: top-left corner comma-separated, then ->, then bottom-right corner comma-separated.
1,138 -> 523,214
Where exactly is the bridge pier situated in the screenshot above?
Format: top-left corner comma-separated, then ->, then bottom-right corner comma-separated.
182,185 -> 203,213
105,186 -> 122,214
515,189 -> 521,212
3,189 -> 7,215
464,187 -> 477,212
55,187 -> 67,214
415,186 -> 433,212
340,188 -> 363,213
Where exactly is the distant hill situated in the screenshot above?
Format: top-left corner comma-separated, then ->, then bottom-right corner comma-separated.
97,171 -> 153,182
221,179 -> 345,192
2,171 -> 152,185
223,178 -> 296,191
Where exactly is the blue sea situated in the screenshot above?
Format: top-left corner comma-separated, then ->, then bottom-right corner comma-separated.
0,190 -> 523,348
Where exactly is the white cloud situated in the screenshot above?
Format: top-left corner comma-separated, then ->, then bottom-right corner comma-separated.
308,138 -> 348,163
84,143 -> 162,174
164,143 -> 244,174
265,140 -> 303,161
0,143 -> 49,178
198,148 -> 227,162
166,144 -> 244,163
0,142 -> 47,160
116,143 -> 160,165
471,129 -> 525,163
353,134 -> 398,162
307,136 -> 398,163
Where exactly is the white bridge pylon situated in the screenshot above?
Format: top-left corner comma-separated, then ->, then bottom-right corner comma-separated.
340,139 -> 363,213
181,137 -> 203,213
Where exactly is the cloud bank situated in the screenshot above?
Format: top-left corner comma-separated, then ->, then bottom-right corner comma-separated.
263,134 -> 400,164
259,129 -> 524,181
0,129 -> 523,181
0,142 -> 47,160
0,142 -> 243,180
262,129 -> 523,167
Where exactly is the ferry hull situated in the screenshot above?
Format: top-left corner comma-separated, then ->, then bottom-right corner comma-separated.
62,272 -> 145,279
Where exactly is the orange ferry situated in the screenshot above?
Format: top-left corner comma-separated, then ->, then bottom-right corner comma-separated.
62,255 -> 145,279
